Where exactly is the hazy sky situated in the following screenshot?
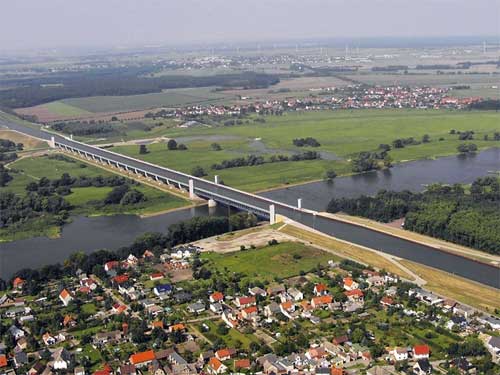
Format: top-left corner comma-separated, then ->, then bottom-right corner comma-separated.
2,0 -> 498,50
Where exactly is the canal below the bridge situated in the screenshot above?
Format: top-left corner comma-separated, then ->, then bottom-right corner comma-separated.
1,148 -> 499,285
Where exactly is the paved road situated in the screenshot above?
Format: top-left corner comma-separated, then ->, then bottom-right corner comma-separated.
2,119 -> 499,289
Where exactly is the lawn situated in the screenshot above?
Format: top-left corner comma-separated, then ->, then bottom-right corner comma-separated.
201,242 -> 338,280
111,109 -> 500,191
200,320 -> 259,350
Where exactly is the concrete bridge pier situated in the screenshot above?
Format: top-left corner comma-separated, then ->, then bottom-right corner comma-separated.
208,199 -> 217,208
269,204 -> 276,225
297,198 -> 302,209
49,136 -> 56,148
189,179 -> 195,199
214,175 -> 219,184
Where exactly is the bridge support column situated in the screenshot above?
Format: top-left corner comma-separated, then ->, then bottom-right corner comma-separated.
189,179 -> 195,199
269,204 -> 276,225
297,198 -> 302,209
70,134 -> 73,140
48,136 -> 56,148
208,199 -> 217,208
214,175 -> 219,184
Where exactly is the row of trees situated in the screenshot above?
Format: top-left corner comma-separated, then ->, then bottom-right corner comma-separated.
8,212 -> 258,293
326,177 -> 500,254
292,137 -> 320,147
0,71 -> 280,108
211,151 -> 321,171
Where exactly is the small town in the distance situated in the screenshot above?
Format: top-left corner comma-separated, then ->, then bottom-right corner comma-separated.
0,2 -> 500,375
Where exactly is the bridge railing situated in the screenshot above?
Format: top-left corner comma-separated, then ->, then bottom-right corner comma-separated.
56,135 -> 304,215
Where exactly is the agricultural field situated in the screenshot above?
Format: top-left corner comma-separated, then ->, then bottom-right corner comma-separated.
344,72 -> 497,87
61,87 -> 233,113
201,242 -> 339,281
14,87 -> 235,122
111,109 -> 500,191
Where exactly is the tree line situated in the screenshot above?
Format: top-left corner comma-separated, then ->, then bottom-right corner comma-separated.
326,177 -> 500,254
0,71 -> 280,108
4,212 -> 258,294
211,151 -> 321,171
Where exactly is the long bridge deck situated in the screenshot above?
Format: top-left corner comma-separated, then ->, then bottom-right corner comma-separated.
2,120 -> 499,289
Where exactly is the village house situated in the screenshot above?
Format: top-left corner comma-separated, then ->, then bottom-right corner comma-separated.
209,292 -> 224,303
344,289 -> 364,303
207,357 -> 227,374
413,345 -> 430,360
59,289 -> 73,306
234,296 -> 256,308
287,288 -> 303,301
390,347 -> 408,362
130,350 -> 156,368
154,284 -> 173,298
314,283 -> 329,296
343,277 -> 359,291
187,302 -> 206,314
248,286 -> 267,297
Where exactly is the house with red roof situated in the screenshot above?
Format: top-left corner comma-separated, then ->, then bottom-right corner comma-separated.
343,277 -> 359,291
413,344 -> 430,360
380,296 -> 394,308
314,283 -> 328,296
215,348 -> 236,361
311,295 -> 333,309
344,289 -> 364,303
209,292 -> 224,303
59,289 -> 73,306
234,358 -> 251,370
0,354 -> 8,368
129,350 -> 155,367
104,261 -> 119,272
208,357 -> 227,374
241,305 -> 258,320
12,277 -> 25,289
234,296 -> 256,308
113,274 -> 129,285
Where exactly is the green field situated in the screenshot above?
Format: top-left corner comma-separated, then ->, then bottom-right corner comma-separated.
43,101 -> 93,117
59,87 -> 234,113
201,242 -> 338,280
111,109 -> 500,191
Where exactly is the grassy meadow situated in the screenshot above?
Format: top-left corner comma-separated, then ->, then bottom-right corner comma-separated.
111,109 -> 500,191
201,242 -> 338,281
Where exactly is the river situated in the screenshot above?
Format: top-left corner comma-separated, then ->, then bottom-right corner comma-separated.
0,148 -> 499,284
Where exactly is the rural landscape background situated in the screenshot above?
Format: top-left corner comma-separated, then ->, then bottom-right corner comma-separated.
0,1 -> 499,375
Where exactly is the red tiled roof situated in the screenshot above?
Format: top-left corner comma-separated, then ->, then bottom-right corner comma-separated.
237,296 -> 255,305
113,274 -> 129,284
315,283 -> 328,292
0,354 -> 7,368
216,348 -> 232,359
211,292 -> 224,301
344,289 -> 364,297
243,306 -> 258,315
413,344 -> 430,356
209,357 -> 223,371
60,289 -> 71,299
130,350 -> 155,365
13,277 -> 24,287
234,359 -> 251,369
